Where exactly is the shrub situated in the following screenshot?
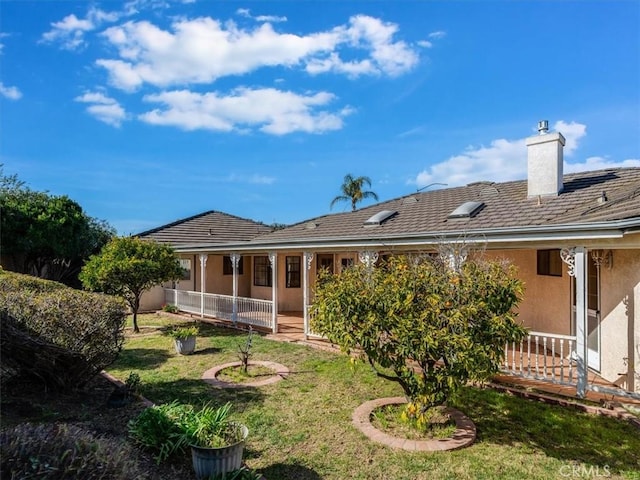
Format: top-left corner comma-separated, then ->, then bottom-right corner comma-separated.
311,253 -> 526,411
129,401 -> 239,464
0,271 -> 126,388
0,422 -> 148,479
162,304 -> 179,313
129,401 -> 189,463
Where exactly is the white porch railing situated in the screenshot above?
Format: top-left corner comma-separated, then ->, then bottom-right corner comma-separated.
164,289 -> 273,331
502,331 -> 578,386
305,304 -> 327,339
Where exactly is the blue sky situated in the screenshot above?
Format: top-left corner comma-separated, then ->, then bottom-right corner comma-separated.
2,1 -> 639,235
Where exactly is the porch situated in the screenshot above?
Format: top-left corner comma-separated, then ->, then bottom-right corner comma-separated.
164,288 -> 639,404
164,288 -> 306,335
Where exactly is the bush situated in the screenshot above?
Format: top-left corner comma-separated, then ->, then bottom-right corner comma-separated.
128,401 -> 188,463
0,271 -> 126,388
0,422 -> 148,479
311,254 -> 526,410
129,401 -> 238,464
162,304 -> 179,314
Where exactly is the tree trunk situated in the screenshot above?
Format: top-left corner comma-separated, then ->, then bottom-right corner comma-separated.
132,296 -> 140,333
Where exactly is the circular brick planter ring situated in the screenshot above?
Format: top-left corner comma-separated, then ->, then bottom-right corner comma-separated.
202,361 -> 289,389
352,397 -> 476,452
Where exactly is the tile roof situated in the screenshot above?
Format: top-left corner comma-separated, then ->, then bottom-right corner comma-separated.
137,210 -> 271,245
250,167 -> 640,245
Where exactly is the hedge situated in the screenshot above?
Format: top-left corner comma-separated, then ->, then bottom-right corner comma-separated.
0,271 -> 126,389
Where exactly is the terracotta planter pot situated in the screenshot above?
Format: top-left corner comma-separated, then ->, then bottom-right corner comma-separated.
173,336 -> 196,355
190,423 -> 248,479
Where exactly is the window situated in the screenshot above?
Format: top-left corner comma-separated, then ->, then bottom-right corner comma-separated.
253,256 -> 272,287
537,249 -> 562,277
341,258 -> 354,272
317,254 -> 334,273
286,256 -> 301,288
179,259 -> 191,280
223,255 -> 244,275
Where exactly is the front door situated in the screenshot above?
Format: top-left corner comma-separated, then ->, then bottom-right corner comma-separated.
572,253 -> 601,371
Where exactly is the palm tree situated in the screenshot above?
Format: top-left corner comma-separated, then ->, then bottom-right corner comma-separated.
330,174 -> 379,211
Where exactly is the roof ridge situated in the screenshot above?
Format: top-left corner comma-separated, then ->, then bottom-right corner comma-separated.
137,210 -> 268,237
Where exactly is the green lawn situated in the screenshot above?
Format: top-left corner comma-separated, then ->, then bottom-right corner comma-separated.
108,314 -> 640,480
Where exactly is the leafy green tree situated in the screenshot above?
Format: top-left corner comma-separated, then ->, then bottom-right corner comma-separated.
0,167 -> 115,286
80,237 -> 184,333
0,164 -> 25,193
311,254 -> 526,414
330,174 -> 379,211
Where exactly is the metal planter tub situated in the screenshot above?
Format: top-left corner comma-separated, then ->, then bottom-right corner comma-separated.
190,423 -> 249,479
173,336 -> 196,355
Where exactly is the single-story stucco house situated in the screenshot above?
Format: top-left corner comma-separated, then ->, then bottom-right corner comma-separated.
139,121 -> 640,399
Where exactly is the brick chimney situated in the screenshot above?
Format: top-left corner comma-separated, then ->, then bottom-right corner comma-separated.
526,120 -> 566,197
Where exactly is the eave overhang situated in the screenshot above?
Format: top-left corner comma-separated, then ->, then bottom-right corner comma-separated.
173,218 -> 640,254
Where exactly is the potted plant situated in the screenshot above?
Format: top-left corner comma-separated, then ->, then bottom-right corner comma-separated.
168,325 -> 198,355
128,401 -> 249,479
185,403 -> 249,479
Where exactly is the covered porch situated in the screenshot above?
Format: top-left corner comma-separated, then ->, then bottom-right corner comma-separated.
166,245 -> 638,400
164,287 -> 640,404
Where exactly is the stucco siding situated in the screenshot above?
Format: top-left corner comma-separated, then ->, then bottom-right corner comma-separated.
484,249 -> 571,335
599,249 -> 639,391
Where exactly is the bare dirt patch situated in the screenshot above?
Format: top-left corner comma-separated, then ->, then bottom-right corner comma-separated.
0,374 -> 192,479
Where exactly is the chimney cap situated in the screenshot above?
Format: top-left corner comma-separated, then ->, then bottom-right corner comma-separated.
537,120 -> 549,135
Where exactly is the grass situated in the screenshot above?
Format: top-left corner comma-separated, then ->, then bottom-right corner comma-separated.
218,364 -> 277,383
108,313 -> 640,480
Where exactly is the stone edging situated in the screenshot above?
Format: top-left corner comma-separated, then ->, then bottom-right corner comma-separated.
352,397 -> 476,451
202,361 -> 289,388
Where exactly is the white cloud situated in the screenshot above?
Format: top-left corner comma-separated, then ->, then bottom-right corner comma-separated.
553,119 -> 585,156
97,14 -> 419,90
41,7 -> 120,50
75,91 -> 126,126
411,121 -> 638,188
428,31 -> 446,39
247,174 -> 276,184
414,137 -> 528,188
308,15 -> 418,78
236,8 -> 287,23
416,31 -> 446,51
565,156 -> 640,173
0,32 -> 9,54
0,82 -> 22,100
138,87 -> 351,135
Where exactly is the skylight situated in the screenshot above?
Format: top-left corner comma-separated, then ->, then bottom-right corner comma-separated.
448,201 -> 484,219
364,210 -> 397,226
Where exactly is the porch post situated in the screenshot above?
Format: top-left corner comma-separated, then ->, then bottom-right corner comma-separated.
269,252 -> 278,334
230,253 -> 240,325
562,246 -> 588,398
303,252 -> 314,340
199,254 -> 208,318
574,247 -> 589,398
174,281 -> 178,307
358,250 -> 379,269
